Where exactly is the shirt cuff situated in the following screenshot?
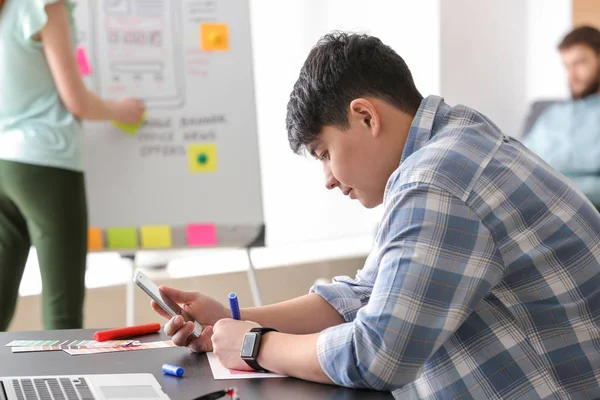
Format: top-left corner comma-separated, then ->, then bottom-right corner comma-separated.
310,282 -> 364,322
317,322 -> 362,387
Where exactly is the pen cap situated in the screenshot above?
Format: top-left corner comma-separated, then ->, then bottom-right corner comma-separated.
162,364 -> 184,377
228,292 -> 241,320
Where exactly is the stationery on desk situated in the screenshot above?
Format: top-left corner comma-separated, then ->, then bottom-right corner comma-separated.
7,340 -> 140,353
206,352 -> 285,380
94,322 -> 161,342
5,323 -> 162,355
229,292 -> 241,320
213,292 -> 285,380
64,340 -> 177,356
5,293 -> 284,380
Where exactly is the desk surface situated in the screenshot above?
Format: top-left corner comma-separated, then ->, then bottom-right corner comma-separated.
0,329 -> 393,400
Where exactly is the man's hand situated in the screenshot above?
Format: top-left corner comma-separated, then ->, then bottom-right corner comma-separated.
163,315 -> 214,353
212,319 -> 261,371
151,286 -> 229,353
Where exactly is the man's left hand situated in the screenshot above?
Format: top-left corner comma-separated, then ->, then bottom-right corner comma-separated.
212,318 -> 261,371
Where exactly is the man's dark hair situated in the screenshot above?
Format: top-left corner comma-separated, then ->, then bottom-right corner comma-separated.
558,26 -> 600,53
286,31 -> 423,155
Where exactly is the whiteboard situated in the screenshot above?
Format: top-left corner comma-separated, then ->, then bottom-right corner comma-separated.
71,0 -> 264,251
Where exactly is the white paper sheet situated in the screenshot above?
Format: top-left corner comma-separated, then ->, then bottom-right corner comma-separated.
206,352 -> 286,380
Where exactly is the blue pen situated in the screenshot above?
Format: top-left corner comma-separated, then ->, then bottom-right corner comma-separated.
229,292 -> 241,320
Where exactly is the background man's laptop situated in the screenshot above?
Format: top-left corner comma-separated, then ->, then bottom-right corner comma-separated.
0,373 -> 170,400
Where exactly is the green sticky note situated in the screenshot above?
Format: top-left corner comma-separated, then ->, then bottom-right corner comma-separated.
112,111 -> 146,136
107,227 -> 139,249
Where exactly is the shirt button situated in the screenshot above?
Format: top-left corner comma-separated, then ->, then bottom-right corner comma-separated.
503,135 -> 510,143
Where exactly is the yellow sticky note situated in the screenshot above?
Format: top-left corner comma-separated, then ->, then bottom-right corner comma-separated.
140,226 -> 172,249
200,23 -> 229,51
188,143 -> 218,173
112,111 -> 147,136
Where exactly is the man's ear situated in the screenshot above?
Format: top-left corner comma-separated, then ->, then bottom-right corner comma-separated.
349,98 -> 381,138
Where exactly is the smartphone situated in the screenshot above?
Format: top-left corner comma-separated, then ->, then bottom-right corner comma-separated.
134,269 -> 203,338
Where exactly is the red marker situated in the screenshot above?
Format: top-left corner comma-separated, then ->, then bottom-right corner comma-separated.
93,322 -> 161,342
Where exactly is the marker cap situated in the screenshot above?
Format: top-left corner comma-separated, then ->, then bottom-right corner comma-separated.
162,364 -> 184,377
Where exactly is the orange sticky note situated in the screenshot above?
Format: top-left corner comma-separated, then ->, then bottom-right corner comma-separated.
88,227 -> 103,250
200,23 -> 229,51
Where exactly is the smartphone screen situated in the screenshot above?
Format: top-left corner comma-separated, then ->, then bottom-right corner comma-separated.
136,271 -> 195,323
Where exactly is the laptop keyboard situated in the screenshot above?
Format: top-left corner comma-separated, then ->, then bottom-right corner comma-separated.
8,377 -> 94,400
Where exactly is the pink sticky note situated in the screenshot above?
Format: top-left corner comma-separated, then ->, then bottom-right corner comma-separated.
76,47 -> 91,76
229,369 -> 252,375
186,224 -> 217,246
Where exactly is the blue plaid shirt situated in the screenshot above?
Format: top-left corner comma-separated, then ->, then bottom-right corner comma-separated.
312,95 -> 600,399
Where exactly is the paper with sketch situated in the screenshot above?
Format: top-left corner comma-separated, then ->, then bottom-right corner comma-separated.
64,340 -> 176,356
206,352 -> 286,380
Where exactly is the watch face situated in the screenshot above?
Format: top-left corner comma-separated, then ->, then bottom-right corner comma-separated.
241,333 -> 257,357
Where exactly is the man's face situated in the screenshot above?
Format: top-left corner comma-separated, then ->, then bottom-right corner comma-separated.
308,99 -> 408,209
560,44 -> 600,99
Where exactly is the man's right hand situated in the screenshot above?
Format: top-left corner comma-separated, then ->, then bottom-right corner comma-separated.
151,286 -> 229,353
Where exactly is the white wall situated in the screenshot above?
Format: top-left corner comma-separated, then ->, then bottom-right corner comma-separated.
18,0 -> 442,297
526,0 -> 572,103
440,0 -> 528,138
250,0 -> 440,246
439,0 -> 573,138
24,1 -> 576,295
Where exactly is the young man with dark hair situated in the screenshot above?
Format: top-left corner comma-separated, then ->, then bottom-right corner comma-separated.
154,32 -> 600,399
524,26 -> 600,209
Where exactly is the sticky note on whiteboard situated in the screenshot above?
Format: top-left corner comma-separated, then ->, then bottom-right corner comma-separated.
188,143 -> 218,173
88,227 -> 103,250
187,224 -> 217,246
141,226 -> 172,249
200,23 -> 229,51
107,227 -> 138,249
76,47 -> 91,76
112,111 -> 147,136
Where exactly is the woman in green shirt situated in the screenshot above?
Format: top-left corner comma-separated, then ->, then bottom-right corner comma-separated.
0,0 -> 145,330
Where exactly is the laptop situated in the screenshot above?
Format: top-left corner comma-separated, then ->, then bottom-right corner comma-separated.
0,373 -> 170,400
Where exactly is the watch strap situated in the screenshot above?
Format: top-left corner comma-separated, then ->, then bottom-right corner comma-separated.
242,327 -> 278,372
250,327 -> 278,334
243,358 -> 268,373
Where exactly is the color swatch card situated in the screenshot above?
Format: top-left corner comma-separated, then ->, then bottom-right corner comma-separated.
8,340 -> 139,353
206,352 -> 285,380
6,339 -> 136,347
64,340 -> 176,356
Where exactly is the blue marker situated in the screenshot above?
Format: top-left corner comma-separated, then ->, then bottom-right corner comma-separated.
229,292 -> 241,320
162,364 -> 184,377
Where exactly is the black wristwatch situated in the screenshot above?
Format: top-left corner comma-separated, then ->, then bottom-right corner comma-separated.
240,327 -> 278,372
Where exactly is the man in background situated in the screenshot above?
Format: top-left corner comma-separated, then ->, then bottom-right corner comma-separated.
524,26 -> 600,209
